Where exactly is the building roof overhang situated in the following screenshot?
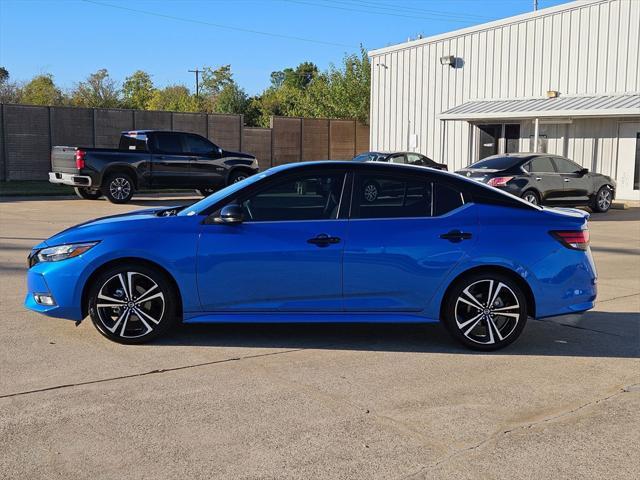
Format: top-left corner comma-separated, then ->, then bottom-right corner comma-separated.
438,94 -> 640,121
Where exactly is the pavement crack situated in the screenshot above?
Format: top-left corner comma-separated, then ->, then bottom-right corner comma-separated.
0,348 -> 305,400
536,318 -> 624,337
595,292 -> 640,304
398,387 -> 628,480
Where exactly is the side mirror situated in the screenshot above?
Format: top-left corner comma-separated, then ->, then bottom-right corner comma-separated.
215,204 -> 244,225
578,167 -> 589,176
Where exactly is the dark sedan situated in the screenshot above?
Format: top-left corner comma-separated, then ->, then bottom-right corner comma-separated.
456,153 -> 616,212
353,151 -> 448,171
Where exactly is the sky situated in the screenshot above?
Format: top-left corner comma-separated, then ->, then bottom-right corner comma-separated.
0,0 -> 570,96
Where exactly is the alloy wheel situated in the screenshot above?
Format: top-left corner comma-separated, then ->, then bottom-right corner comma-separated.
364,183 -> 378,202
95,272 -> 165,339
232,174 -> 247,183
454,279 -> 521,345
597,188 -> 611,211
523,192 -> 538,205
109,177 -> 131,201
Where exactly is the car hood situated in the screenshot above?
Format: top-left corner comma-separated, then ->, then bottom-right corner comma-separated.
34,207 -> 180,249
223,150 -> 255,159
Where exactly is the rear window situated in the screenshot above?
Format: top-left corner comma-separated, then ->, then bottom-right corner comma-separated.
154,133 -> 184,153
119,133 -> 148,151
468,156 -> 519,170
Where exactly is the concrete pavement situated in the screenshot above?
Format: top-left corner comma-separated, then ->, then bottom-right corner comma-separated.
1,196 -> 638,479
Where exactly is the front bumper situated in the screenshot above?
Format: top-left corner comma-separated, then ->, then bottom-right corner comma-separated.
49,171 -> 92,187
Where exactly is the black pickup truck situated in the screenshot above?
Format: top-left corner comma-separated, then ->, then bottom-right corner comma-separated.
49,130 -> 259,203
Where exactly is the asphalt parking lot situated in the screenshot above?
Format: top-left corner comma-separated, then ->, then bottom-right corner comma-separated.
1,195 -> 638,480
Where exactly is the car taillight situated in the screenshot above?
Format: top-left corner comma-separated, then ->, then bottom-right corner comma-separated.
551,230 -> 590,251
75,149 -> 86,169
487,176 -> 514,187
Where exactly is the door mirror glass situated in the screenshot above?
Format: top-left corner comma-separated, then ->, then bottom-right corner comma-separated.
216,204 -> 244,224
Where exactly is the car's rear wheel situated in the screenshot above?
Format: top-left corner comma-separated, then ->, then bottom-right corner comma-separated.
87,264 -> 179,344
196,187 -> 216,197
521,190 -> 540,205
442,272 -> 528,351
74,187 -> 102,200
591,186 -> 613,213
103,173 -> 134,204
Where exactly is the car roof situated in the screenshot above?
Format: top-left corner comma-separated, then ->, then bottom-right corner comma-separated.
269,159 -> 454,178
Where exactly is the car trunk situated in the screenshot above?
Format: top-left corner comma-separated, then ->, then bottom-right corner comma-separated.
51,146 -> 80,174
456,168 -> 502,183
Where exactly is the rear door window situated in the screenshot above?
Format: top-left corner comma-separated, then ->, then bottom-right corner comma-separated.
154,133 -> 184,154
434,183 -> 464,216
406,153 -> 424,165
389,154 -> 406,164
119,133 -> 148,151
528,157 -> 556,173
353,173 -> 432,219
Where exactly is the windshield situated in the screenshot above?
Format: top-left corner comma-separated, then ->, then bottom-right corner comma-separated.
178,170 -> 272,216
466,156 -> 520,170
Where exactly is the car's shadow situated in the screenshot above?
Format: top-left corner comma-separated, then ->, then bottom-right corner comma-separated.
588,207 -> 640,222
154,310 -> 639,359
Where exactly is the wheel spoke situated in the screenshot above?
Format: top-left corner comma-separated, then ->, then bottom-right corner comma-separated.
461,287 -> 484,310
117,273 -> 130,299
97,293 -> 126,304
457,312 -> 483,329
492,305 -> 519,312
489,282 -> 504,308
105,308 -> 129,333
97,303 -> 125,308
487,316 -> 504,341
494,312 -> 520,319
134,305 -> 162,325
463,316 -> 483,336
132,308 -> 153,334
134,284 -> 159,303
119,309 -> 132,336
485,280 -> 494,307
127,272 -> 136,300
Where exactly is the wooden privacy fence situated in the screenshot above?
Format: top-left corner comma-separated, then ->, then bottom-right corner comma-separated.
0,104 -> 369,181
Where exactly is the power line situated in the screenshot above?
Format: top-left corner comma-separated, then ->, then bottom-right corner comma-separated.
81,0 -> 357,49
319,0 -> 492,21
281,0 -> 482,24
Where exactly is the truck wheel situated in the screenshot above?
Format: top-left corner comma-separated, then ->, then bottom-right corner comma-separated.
228,170 -> 249,185
103,173 -> 134,204
74,187 -> 102,200
196,188 -> 217,197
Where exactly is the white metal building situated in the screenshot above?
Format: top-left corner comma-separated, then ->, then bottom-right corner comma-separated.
368,0 -> 640,200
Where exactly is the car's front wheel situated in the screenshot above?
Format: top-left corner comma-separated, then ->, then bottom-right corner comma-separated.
87,264 -> 179,344
228,170 -> 249,185
591,186 -> 613,213
196,187 -> 216,197
442,272 -> 528,350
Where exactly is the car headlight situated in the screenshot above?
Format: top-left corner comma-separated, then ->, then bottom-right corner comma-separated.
30,242 -> 99,267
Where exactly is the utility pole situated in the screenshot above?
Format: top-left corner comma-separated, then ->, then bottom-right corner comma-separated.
533,0 -> 538,11
188,68 -> 201,97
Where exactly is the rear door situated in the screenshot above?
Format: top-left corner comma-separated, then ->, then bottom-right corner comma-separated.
553,156 -> 592,203
525,156 -> 564,204
150,132 -> 193,187
343,171 -> 477,312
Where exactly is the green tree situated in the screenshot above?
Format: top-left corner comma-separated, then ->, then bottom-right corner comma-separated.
200,65 -> 233,97
70,69 -> 121,108
147,85 -> 198,112
21,74 -> 64,105
214,82 -> 249,115
122,70 -> 155,110
0,67 -> 22,104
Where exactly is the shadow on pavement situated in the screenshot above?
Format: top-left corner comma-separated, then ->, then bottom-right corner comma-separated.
153,310 -> 639,359
589,207 -> 640,222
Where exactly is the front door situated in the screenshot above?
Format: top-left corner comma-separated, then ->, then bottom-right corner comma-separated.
183,133 -> 226,189
617,123 -> 640,201
197,170 -> 347,311
477,124 -> 501,160
343,172 -> 477,312
553,156 -> 591,203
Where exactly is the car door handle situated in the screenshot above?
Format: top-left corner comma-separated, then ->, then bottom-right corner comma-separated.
564,178 -> 571,182
439,230 -> 472,243
535,177 -> 542,181
307,233 -> 341,247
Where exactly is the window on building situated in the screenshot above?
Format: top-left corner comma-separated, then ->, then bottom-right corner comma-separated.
505,124 -> 521,153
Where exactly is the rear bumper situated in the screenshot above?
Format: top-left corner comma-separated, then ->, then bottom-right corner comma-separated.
48,172 -> 92,187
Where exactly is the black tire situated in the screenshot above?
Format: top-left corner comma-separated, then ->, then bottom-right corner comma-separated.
87,263 -> 179,344
228,170 -> 250,185
521,189 -> 540,206
362,180 -> 380,203
591,186 -> 613,213
442,272 -> 528,351
74,187 -> 102,200
196,188 -> 217,197
102,172 -> 134,204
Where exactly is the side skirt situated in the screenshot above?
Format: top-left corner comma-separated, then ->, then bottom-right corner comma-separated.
183,312 -> 438,324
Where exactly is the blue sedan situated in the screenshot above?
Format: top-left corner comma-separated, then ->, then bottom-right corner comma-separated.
25,161 -> 597,350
